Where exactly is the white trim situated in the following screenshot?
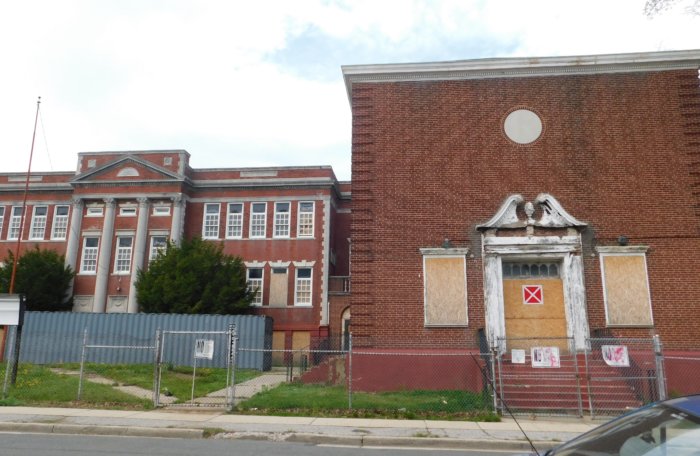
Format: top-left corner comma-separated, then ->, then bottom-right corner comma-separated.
249,202 -> 267,238
269,260 -> 292,268
293,260 -> 316,267
50,204 -> 70,240
225,202 -> 244,239
273,201 -> 291,238
244,261 -> 266,268
202,202 -> 221,239
596,245 -> 649,254
294,266 -> 313,307
297,201 -> 315,238
29,205 -> 48,240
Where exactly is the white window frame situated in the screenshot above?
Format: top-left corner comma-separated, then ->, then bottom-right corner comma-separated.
149,235 -> 168,262
297,201 -> 314,237
202,203 -> 220,239
86,206 -> 104,217
247,268 -> 264,306
51,205 -> 70,240
0,206 -> 5,239
8,206 -> 23,240
226,203 -> 244,239
119,206 -> 137,217
152,205 -> 171,216
250,202 -> 267,239
80,237 -> 100,274
114,236 -> 133,274
294,267 -> 313,306
29,205 -> 48,240
273,202 -> 291,238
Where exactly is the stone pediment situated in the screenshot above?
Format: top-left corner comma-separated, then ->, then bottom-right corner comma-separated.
71,155 -> 185,185
477,193 -> 587,230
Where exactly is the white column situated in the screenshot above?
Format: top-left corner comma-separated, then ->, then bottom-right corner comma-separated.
64,198 -> 83,296
170,194 -> 184,245
93,198 -> 116,313
483,254 -> 506,352
127,198 -> 149,313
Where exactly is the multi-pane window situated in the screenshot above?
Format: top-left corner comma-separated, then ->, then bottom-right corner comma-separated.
274,202 -> 290,238
51,205 -> 70,240
114,236 -> 133,274
226,203 -> 244,239
152,205 -> 171,216
149,236 -> 168,262
86,206 -> 104,217
298,202 -> 314,237
250,203 -> 267,238
80,237 -> 99,273
247,268 -> 264,306
295,268 -> 312,306
29,206 -> 48,240
202,203 -> 220,239
8,207 -> 23,240
0,207 -> 4,238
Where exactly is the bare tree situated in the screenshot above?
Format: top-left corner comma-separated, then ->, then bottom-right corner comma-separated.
645,0 -> 700,16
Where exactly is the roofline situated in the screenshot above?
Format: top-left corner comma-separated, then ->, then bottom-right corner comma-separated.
342,49 -> 700,103
77,149 -> 190,157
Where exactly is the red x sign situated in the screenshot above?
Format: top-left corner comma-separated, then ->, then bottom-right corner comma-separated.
523,285 -> 543,305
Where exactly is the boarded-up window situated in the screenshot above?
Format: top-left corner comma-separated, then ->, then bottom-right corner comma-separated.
423,255 -> 468,326
269,268 -> 288,306
600,253 -> 653,326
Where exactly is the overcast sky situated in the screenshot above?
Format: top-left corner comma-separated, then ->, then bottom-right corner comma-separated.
2,0 -> 699,181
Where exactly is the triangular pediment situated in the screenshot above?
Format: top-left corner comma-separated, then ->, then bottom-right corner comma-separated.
477,193 -> 587,230
71,155 -> 185,185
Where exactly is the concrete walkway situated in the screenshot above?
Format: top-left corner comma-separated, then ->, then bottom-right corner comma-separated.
0,406 -> 601,452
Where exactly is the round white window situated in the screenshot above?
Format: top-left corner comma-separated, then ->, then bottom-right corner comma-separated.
503,109 -> 543,144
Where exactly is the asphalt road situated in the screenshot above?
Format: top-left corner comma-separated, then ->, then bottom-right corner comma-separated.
0,433 -> 522,455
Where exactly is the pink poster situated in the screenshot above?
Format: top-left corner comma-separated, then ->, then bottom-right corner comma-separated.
531,346 -> 560,368
602,345 -> 630,367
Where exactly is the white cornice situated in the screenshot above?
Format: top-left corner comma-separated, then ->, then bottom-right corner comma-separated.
342,49 -> 700,102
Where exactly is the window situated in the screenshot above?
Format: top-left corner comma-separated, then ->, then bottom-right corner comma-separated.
8,206 -> 23,240
298,202 -> 314,237
51,205 -> 70,240
80,237 -> 99,273
295,268 -> 312,306
149,236 -> 168,262
422,251 -> 468,326
29,206 -> 48,240
250,203 -> 267,238
247,268 -> 264,306
0,207 -> 4,238
86,206 -> 104,217
599,248 -> 653,326
114,236 -> 133,274
274,202 -> 290,238
202,203 -> 220,239
152,205 -> 171,216
226,203 -> 244,239
119,206 -> 137,216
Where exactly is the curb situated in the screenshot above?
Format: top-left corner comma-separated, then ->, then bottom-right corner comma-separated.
0,422 -> 204,439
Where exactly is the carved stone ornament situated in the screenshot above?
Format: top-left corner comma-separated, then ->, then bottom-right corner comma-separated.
477,193 -> 586,230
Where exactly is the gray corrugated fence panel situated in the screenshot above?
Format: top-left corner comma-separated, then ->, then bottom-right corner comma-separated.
8,312 -> 271,369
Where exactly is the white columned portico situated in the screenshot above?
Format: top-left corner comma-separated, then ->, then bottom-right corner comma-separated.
93,198 -> 116,313
127,197 -> 150,313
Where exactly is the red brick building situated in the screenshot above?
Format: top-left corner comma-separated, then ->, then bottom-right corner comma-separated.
342,49 -> 700,355
0,150 -> 351,353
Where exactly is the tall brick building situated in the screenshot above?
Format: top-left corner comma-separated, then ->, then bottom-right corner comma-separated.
0,150 -> 351,353
342,49 -> 700,353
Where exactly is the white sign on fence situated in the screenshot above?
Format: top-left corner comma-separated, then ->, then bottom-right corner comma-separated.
531,346 -> 561,368
511,349 -> 526,364
194,339 -> 215,360
0,295 -> 22,326
602,345 -> 630,367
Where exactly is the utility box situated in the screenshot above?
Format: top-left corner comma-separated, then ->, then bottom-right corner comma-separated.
0,294 -> 24,326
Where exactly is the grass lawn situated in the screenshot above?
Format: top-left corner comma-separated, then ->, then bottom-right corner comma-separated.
236,383 -> 499,421
0,363 -> 152,409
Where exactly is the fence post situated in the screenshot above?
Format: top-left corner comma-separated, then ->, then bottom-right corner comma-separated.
153,329 -> 162,408
348,332 -> 352,410
653,335 -> 667,401
77,328 -> 88,401
3,326 -> 16,399
228,323 -> 238,411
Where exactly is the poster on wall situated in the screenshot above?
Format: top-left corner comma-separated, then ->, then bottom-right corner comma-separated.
522,285 -> 544,305
531,346 -> 560,368
511,349 -> 526,364
602,345 -> 630,367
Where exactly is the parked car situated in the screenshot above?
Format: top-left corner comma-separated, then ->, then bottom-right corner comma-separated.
519,394 -> 700,456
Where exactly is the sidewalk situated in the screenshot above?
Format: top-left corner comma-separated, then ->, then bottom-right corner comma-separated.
0,406 -> 601,452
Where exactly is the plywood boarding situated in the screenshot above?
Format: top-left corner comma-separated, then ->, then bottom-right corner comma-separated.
424,256 -> 467,326
272,331 -> 285,366
292,331 -> 311,350
269,270 -> 288,307
602,255 -> 653,326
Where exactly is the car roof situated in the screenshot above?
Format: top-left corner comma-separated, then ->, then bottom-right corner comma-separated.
665,395 -> 700,417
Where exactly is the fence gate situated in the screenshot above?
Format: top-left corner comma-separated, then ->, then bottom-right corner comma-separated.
155,326 -> 236,408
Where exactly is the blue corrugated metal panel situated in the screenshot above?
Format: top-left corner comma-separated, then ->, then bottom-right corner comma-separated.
6,312 -> 271,369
